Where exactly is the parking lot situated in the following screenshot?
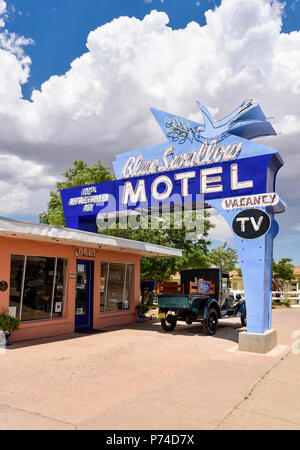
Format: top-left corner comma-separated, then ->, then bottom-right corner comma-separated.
1,307 -> 300,430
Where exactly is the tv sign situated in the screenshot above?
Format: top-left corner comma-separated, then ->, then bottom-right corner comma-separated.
232,209 -> 271,239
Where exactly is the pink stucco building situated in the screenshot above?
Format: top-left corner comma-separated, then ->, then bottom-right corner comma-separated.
0,217 -> 181,342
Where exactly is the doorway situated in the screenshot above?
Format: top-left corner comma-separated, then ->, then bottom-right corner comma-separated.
75,260 -> 94,331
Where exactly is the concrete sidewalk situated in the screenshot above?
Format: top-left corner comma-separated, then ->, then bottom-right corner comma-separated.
217,350 -> 300,429
0,308 -> 300,430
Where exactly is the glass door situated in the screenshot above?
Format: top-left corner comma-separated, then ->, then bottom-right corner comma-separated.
75,260 -> 94,331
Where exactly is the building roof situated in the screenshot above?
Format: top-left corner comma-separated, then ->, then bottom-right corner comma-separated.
293,266 -> 300,275
0,217 -> 182,259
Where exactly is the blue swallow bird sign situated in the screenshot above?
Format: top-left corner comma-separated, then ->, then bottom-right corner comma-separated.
61,99 -> 286,337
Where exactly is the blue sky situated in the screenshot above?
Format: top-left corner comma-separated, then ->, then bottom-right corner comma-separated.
4,0 -> 300,100
7,0 -> 223,99
0,0 -> 300,264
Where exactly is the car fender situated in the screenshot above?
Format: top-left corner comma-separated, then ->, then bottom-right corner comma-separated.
204,299 -> 221,319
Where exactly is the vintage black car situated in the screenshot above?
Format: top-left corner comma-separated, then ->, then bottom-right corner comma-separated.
157,268 -> 246,335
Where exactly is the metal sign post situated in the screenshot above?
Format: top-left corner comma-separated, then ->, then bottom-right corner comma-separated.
208,198 -> 284,338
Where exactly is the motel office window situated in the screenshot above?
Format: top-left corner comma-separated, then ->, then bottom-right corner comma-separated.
9,255 -> 68,322
100,262 -> 134,312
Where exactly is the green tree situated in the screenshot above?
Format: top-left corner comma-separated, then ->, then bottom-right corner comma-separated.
39,160 -> 114,226
273,258 -> 294,290
40,160 -> 214,280
209,242 -> 238,272
104,212 -> 214,280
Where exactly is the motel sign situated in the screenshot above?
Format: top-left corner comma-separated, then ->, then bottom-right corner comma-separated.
61,99 -> 286,336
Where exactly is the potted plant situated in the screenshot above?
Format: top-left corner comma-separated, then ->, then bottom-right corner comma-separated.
136,303 -> 152,323
0,310 -> 20,346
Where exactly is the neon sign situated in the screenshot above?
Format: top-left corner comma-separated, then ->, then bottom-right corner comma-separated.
120,140 -> 242,179
61,99 -> 286,339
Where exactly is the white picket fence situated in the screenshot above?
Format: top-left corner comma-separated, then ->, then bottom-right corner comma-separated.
271,291 -> 300,304
231,290 -> 300,305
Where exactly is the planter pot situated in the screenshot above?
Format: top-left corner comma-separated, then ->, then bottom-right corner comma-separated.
136,308 -> 145,323
0,331 -> 12,347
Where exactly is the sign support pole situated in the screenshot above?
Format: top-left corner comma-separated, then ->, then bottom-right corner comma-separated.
208,199 -> 283,353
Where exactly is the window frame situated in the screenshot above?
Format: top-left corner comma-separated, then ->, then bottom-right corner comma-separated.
100,261 -> 134,313
9,254 -> 69,323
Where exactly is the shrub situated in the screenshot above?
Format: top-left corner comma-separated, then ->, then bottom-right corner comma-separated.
136,303 -> 153,314
0,310 -> 20,333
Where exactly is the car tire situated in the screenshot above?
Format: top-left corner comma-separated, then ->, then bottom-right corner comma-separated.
203,308 -> 218,335
161,311 -> 177,332
241,309 -> 247,327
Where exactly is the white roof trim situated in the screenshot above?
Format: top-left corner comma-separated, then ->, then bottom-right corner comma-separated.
0,217 -> 182,258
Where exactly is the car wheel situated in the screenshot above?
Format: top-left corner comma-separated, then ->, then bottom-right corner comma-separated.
203,308 -> 218,335
241,309 -> 247,327
161,311 -> 177,332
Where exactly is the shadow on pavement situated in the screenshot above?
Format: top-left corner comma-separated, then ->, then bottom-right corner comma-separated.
133,317 -> 244,343
6,330 -> 109,350
6,317 -> 244,349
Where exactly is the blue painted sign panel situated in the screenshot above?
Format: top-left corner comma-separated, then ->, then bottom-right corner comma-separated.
112,101 -> 276,181
61,151 -> 282,230
61,100 -> 282,231
60,99 -> 286,338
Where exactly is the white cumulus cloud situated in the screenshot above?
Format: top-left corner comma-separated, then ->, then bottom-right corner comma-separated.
208,209 -> 234,243
0,0 -> 6,28
0,0 -> 298,247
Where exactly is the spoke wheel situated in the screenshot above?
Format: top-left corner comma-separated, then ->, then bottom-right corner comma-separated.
161,311 -> 177,332
203,308 -> 218,335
